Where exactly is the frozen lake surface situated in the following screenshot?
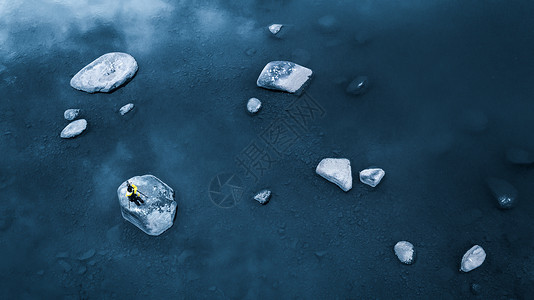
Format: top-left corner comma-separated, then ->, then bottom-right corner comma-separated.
1,0 -> 534,298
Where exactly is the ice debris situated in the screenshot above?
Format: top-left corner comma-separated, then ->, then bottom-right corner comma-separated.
394,241 -> 416,265
505,148 -> 534,165
316,158 -> 352,192
119,103 -> 134,115
254,189 -> 271,205
64,109 -> 80,121
60,119 -> 87,139
486,177 -> 518,209
269,24 -> 283,35
346,76 -> 369,95
247,98 -> 262,114
359,168 -> 385,187
117,175 -> 177,236
460,245 -> 486,272
70,52 -> 138,93
257,61 -> 313,94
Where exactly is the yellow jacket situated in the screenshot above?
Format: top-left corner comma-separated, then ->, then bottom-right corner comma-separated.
126,183 -> 140,197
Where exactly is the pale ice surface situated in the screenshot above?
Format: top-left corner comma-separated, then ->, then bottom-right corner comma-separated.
359,168 -> 385,187
246,97 -> 261,114
119,103 -> 135,116
394,241 -> 415,265
254,189 -> 271,205
257,61 -> 313,94
60,119 -> 87,139
460,245 -> 486,272
316,158 -> 352,192
70,52 -> 138,93
117,175 -> 177,236
63,109 -> 80,121
268,24 -> 283,35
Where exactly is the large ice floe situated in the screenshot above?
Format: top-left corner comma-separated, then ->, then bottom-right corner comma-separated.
71,52 -> 138,93
117,175 -> 177,236
257,61 -> 312,94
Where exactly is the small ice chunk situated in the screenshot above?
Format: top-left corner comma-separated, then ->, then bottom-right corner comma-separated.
64,109 -> 80,121
505,148 -> 534,165
316,158 -> 352,192
268,24 -> 283,35
119,103 -> 134,115
394,241 -> 416,265
254,189 -> 271,204
486,177 -> 518,209
60,119 -> 87,139
247,98 -> 262,114
460,245 -> 486,272
70,52 -> 138,93
257,61 -> 313,94
359,168 -> 385,187
346,76 -> 369,96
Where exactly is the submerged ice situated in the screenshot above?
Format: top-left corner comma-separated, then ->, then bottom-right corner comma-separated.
117,175 -> 177,236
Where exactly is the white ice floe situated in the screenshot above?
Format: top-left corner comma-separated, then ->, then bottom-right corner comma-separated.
316,158 -> 352,192
70,52 -> 138,93
60,119 -> 87,138
257,61 -> 313,94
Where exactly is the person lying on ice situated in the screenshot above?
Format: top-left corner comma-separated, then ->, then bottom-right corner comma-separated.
126,181 -> 144,206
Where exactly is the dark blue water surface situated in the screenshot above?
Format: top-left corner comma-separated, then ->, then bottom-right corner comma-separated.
2,0 -> 534,298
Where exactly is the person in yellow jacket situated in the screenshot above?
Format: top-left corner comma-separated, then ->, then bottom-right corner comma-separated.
126,181 -> 144,206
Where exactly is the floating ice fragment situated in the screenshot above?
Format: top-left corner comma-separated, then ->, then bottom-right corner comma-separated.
247,98 -> 262,114
460,245 -> 486,272
346,76 -> 369,95
359,168 -> 385,187
117,175 -> 177,236
257,61 -> 313,94
119,103 -> 134,115
70,52 -> 138,93
268,24 -> 283,35
254,189 -> 271,205
486,177 -> 517,209
63,109 -> 80,121
505,148 -> 534,165
316,158 -> 352,192
60,119 -> 87,139
394,241 -> 416,265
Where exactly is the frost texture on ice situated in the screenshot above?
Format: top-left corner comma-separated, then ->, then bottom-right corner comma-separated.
460,245 -> 486,272
486,177 -> 517,209
119,103 -> 134,115
64,109 -> 80,121
254,189 -> 271,204
247,98 -> 261,114
394,241 -> 415,265
117,175 -> 177,236
60,119 -> 87,138
359,168 -> 385,187
257,61 -> 313,94
70,52 -> 138,93
316,158 -> 352,192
